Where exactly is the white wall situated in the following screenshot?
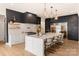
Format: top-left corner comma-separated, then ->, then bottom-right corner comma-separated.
0,4 -> 6,16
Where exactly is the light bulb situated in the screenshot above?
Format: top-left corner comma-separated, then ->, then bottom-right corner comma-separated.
55,16 -> 58,20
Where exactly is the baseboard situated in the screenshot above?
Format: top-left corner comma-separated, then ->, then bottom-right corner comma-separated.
12,41 -> 25,45
5,41 -> 24,47
5,42 -> 12,47
11,41 -> 24,45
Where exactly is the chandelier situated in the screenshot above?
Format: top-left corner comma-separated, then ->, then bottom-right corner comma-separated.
43,3 -> 58,20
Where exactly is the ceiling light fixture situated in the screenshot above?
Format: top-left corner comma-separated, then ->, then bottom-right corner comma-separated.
43,3 -> 58,20
50,6 -> 58,20
55,9 -> 58,20
50,6 -> 53,18
43,3 -> 47,18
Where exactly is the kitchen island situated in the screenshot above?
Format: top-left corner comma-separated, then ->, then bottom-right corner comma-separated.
25,33 -> 64,56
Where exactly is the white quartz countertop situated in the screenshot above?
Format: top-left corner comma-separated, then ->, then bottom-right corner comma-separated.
26,32 -> 63,40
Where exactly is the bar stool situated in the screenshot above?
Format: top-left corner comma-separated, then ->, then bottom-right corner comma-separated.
51,36 -> 59,48
44,38 -> 54,55
56,34 -> 64,45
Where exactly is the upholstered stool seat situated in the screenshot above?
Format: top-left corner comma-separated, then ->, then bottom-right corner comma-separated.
45,38 -> 53,49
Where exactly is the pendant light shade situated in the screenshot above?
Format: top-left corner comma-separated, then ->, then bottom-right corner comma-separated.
55,9 -> 58,20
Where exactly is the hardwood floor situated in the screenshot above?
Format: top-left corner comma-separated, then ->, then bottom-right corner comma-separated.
47,39 -> 78,56
0,39 -> 78,56
0,41 -> 34,56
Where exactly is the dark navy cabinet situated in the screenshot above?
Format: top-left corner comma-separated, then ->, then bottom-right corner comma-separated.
6,9 -> 24,23
6,9 -> 41,24
68,15 -> 78,41
45,14 -> 78,41
23,12 -> 41,24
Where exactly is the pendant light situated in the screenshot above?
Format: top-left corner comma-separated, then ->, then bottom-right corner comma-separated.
50,6 -> 53,18
55,9 -> 58,20
43,3 -> 47,18
13,16 -> 16,22
43,3 -> 58,20
50,6 -> 58,20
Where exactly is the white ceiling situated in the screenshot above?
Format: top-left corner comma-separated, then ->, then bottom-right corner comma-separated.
1,3 -> 79,18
